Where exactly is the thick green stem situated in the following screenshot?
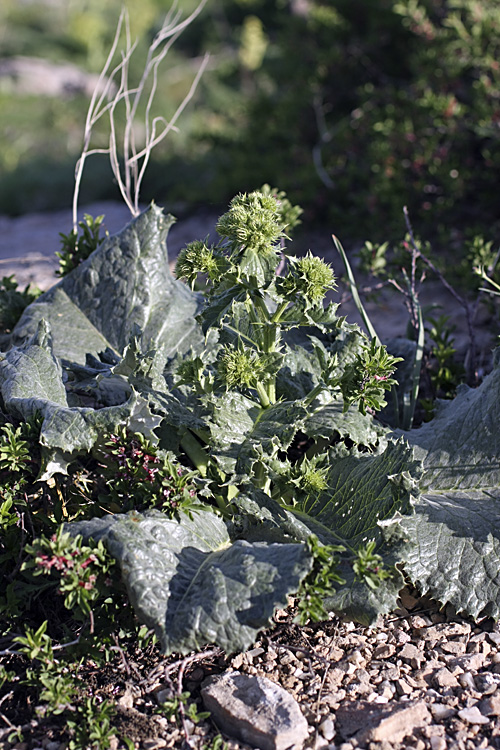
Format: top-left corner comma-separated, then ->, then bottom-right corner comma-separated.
255,381 -> 271,408
271,300 -> 289,325
180,430 -> 209,477
303,383 -> 327,409
267,380 -> 276,404
253,460 -> 270,492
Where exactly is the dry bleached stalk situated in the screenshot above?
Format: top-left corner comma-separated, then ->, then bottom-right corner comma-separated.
73,0 -> 209,229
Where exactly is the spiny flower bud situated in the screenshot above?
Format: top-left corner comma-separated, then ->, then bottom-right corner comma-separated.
278,252 -> 336,305
216,191 -> 285,255
175,240 -> 222,288
217,345 -> 267,390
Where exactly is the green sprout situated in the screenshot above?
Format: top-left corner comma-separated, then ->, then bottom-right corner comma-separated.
353,540 -> 393,590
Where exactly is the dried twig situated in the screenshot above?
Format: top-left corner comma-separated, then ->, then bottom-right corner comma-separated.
403,206 -> 478,382
73,0 -> 209,229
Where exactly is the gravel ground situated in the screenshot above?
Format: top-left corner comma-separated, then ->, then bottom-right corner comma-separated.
0,203 -> 499,750
2,589 -> 500,750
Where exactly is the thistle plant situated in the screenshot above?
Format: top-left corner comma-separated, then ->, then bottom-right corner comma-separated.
174,189 -> 401,503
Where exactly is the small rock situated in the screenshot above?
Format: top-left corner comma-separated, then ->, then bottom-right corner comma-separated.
474,672 -> 499,694
457,706 -> 490,725
479,694 -> 500,716
347,649 -> 364,666
430,703 -> 456,721
142,740 -> 167,750
399,590 -> 420,610
201,670 -> 309,750
319,718 -> 335,741
440,641 -> 466,655
432,668 -> 459,689
394,678 -> 413,696
246,646 -> 265,661
336,699 -> 431,744
429,738 -> 447,750
448,653 -> 485,672
392,628 -> 411,645
232,653 -> 244,669
457,672 -> 477,691
117,688 -> 134,710
373,644 -> 395,660
410,615 -> 431,630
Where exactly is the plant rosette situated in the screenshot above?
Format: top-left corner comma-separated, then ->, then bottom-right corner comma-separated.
2,191 -> 499,655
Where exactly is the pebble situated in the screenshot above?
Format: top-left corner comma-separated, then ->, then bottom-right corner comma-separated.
373,644 -> 396,659
433,667 -> 459,688
474,672 -> 499,693
431,703 -> 456,721
478,694 -> 500,716
319,718 -> 335,740
429,737 -> 447,750
458,672 -> 477,691
458,706 -> 490,725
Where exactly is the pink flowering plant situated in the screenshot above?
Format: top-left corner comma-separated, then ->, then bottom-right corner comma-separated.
25,528 -> 116,618
97,428 -> 202,517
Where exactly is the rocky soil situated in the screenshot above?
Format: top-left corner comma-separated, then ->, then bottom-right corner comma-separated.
1,202 -> 499,750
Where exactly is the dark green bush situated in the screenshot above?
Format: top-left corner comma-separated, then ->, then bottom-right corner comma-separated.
193,0 -> 500,244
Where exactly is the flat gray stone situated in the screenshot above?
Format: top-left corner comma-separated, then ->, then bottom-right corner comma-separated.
336,699 -> 431,744
201,670 -> 309,750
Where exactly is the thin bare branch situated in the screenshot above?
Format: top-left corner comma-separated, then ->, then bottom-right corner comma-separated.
73,0 -> 208,224
403,205 -> 478,382
133,52 -> 210,212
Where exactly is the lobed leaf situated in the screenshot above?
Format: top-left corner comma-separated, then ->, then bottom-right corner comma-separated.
69,509 -> 313,654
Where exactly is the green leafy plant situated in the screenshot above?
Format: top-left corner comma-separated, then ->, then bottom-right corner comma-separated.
0,276 -> 42,334
57,214 -> 107,278
97,428 -> 203,516
157,690 -> 210,725
24,527 -> 116,618
426,313 -> 464,399
1,185 -> 500,663
66,697 -> 117,750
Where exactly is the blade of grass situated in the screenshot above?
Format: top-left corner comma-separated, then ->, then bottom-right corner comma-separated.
332,235 -> 380,344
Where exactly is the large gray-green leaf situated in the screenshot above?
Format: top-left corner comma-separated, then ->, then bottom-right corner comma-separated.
395,352 -> 500,619
397,490 -> 500,619
69,509 -> 312,655
206,392 -> 307,474
304,399 -> 388,449
0,320 -> 140,473
299,439 -> 421,551
11,204 -> 202,365
401,353 -> 500,491
232,488 -> 405,626
231,440 -> 421,625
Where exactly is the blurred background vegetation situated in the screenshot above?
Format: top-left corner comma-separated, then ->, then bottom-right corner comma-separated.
1,0 -> 499,247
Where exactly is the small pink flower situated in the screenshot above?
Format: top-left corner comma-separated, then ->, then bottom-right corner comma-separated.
80,554 -> 98,569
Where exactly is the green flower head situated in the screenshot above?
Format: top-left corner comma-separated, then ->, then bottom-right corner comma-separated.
175,240 -> 222,288
296,455 -> 329,495
279,252 -> 336,305
217,345 -> 267,390
216,191 -> 285,255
